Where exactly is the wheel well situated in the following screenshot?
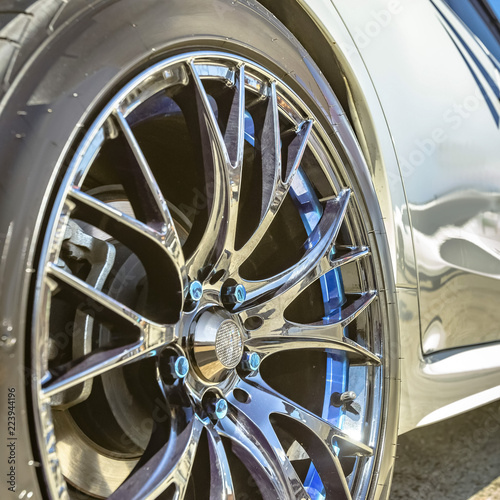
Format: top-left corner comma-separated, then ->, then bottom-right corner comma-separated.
257,0 -> 351,120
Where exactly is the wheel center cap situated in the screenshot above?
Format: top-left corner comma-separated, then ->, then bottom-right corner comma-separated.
191,308 -> 244,382
215,320 -> 244,369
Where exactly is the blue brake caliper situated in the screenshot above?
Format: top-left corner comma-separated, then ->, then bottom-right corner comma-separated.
245,112 -> 348,499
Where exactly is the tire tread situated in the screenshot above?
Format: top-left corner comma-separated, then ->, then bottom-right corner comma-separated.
0,0 -> 74,99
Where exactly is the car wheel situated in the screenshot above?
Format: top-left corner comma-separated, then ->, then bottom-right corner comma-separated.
0,1 -> 399,498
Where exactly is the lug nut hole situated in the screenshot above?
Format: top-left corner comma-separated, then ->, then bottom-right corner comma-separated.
233,388 -> 250,404
244,316 -> 263,331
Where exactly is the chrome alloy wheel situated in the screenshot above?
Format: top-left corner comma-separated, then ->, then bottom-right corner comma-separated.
33,52 -> 384,500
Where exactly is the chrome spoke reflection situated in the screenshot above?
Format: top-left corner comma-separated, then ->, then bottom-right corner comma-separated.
242,291 -> 380,365
46,263 -> 168,334
216,402 -> 311,499
109,414 -> 203,500
42,341 -> 146,398
184,61 -> 232,279
113,109 -> 185,271
223,65 -> 246,254
236,189 -> 351,310
43,263 -> 175,397
235,376 -> 373,458
206,424 -> 235,500
231,111 -> 313,269
68,187 -> 186,299
230,377 -> 354,500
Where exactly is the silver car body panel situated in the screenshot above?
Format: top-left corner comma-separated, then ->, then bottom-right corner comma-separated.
297,0 -> 500,433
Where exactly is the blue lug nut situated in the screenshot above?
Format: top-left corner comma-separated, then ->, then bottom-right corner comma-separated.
242,351 -> 261,371
188,281 -> 203,302
174,356 -> 189,378
223,284 -> 246,305
214,398 -> 228,420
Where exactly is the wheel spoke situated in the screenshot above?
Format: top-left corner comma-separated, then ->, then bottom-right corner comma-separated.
43,263 -> 174,397
282,244 -> 369,305
42,341 -> 146,398
216,403 -> 311,499
224,65 -> 246,170
229,378 -> 356,500
222,65 -> 246,255
113,109 -> 185,268
236,189 -> 351,309
234,377 -> 373,458
109,414 -> 203,500
67,187 -> 185,317
284,119 -> 313,184
46,263 -> 167,334
247,245 -> 369,323
184,61 -> 232,278
260,82 -> 281,223
69,187 -> 162,243
68,187 -> 185,277
206,424 -> 235,500
242,291 -> 380,365
231,99 -> 313,269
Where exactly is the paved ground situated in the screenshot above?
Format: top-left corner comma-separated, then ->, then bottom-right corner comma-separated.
391,400 -> 500,499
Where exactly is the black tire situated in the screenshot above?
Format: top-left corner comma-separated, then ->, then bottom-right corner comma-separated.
0,1 -> 399,499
